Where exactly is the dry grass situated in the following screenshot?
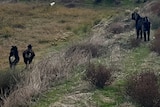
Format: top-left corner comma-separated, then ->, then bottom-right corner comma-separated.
65,43 -> 105,58
3,40 -> 94,106
0,3 -> 114,69
2,27 -> 109,106
0,2 -> 119,107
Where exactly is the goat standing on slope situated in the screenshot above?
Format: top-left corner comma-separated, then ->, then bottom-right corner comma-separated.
9,46 -> 19,70
23,44 -> 35,69
131,12 -> 151,41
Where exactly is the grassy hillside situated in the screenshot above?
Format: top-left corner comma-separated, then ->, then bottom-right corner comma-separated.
2,0 -> 160,107
30,1 -> 160,107
0,2 -> 117,69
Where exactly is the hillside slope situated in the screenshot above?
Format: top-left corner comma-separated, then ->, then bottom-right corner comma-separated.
2,0 -> 160,107
32,1 -> 160,107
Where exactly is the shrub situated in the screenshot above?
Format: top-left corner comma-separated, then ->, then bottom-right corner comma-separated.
150,15 -> 160,29
65,43 -> 105,58
129,38 -> 141,48
126,72 -> 160,107
93,18 -> 101,26
85,63 -> 111,88
73,24 -> 90,36
0,70 -> 21,106
151,28 -> 160,54
109,22 -> 124,34
150,1 -> 160,16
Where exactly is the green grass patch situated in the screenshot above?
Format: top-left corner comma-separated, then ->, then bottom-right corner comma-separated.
123,44 -> 150,74
93,85 -> 125,107
32,80 -> 77,107
32,65 -> 86,107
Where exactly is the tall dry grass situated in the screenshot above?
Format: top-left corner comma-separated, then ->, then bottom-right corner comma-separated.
3,53 -> 87,106
3,39 -> 107,106
2,28 -> 108,106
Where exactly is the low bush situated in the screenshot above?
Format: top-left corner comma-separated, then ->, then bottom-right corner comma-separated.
126,72 -> 160,107
150,28 -> 160,54
129,38 -> 141,48
0,70 -> 21,106
150,15 -> 160,29
65,43 -> 105,58
85,63 -> 111,88
109,22 -> 124,34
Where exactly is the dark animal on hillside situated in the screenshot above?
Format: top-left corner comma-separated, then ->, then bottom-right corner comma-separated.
136,0 -> 147,3
23,44 -> 35,69
132,12 -> 143,39
142,16 -> 151,41
9,46 -> 19,69
131,12 -> 151,41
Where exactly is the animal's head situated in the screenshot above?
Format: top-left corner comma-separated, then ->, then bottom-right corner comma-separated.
142,16 -> 149,23
11,46 -> 18,53
131,12 -> 140,21
27,44 -> 32,50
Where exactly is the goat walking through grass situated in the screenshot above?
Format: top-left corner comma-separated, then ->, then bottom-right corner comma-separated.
131,11 -> 151,41
9,46 -> 19,70
23,44 -> 35,69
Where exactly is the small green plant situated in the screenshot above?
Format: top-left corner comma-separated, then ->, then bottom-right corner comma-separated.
93,18 -> 101,26
85,63 -> 111,88
126,72 -> 160,107
73,24 -> 90,36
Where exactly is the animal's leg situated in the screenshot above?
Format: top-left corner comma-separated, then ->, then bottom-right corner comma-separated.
13,65 -> 15,70
25,62 -> 28,69
147,30 -> 150,41
136,30 -> 139,39
26,63 -> 28,69
28,64 -> 30,69
10,64 -> 12,69
144,31 -> 147,41
140,30 -> 143,39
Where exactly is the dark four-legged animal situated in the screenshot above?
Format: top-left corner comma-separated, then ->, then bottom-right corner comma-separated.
9,46 -> 20,70
23,44 -> 35,69
131,12 -> 151,41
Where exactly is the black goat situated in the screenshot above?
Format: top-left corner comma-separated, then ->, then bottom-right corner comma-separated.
23,44 -> 35,69
136,0 -> 147,3
9,46 -> 19,69
131,12 -> 151,41
142,16 -> 151,41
